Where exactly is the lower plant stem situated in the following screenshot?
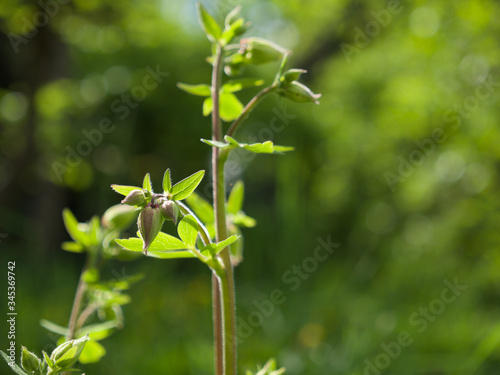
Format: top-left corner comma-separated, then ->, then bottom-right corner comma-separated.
211,42 -> 237,375
212,273 -> 223,375
62,263 -> 88,375
66,266 -> 88,341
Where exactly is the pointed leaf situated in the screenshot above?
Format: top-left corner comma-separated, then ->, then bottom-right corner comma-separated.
201,235 -> 240,256
229,226 -> 244,266
62,209 -> 90,246
178,214 -> 199,248
185,192 -> 215,226
222,78 -> 265,93
203,97 -> 213,116
111,184 -> 142,196
78,320 -> 118,338
171,170 -> 205,201
232,212 -> 257,228
201,138 -> 231,149
61,241 -> 84,253
197,2 -> 222,42
1,351 -> 29,375
77,340 -> 106,364
116,231 -> 186,252
43,351 -> 55,370
142,173 -> 152,191
227,181 -> 244,214
224,136 -> 294,154
163,168 -> 172,193
177,82 -> 211,96
147,250 -> 196,259
225,5 -> 242,28
220,92 -> 244,122
40,319 -> 69,336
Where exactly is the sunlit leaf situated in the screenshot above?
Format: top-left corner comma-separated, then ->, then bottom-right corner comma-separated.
178,214 -> 199,248
171,170 -> 205,201
177,82 -> 211,96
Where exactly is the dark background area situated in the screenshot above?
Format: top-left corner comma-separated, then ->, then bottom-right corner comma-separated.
1,0 -> 500,374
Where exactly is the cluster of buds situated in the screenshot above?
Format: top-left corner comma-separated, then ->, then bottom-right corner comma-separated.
121,189 -> 180,254
224,37 -> 290,76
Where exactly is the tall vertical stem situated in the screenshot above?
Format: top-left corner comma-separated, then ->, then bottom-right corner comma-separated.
211,43 -> 237,375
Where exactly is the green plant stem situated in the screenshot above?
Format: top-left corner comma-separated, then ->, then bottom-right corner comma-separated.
226,85 -> 277,137
212,43 -> 237,375
62,261 -> 89,375
66,264 -> 89,341
211,42 -> 227,375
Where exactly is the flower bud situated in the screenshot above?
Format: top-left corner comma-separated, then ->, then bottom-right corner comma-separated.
50,335 -> 89,369
240,37 -> 289,65
121,189 -> 146,206
278,81 -> 321,104
281,69 -> 307,83
101,204 -> 138,230
21,346 -> 41,372
160,200 -> 180,224
138,204 -> 165,254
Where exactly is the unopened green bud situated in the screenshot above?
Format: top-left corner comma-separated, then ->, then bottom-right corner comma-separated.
50,341 -> 73,363
21,346 -> 41,372
138,204 -> 165,254
121,189 -> 146,206
160,200 -> 180,224
240,37 -> 289,65
101,204 -> 138,230
281,69 -> 307,83
278,81 -> 321,104
51,335 -> 89,369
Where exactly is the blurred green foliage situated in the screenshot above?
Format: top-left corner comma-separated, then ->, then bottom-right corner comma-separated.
1,0 -> 500,374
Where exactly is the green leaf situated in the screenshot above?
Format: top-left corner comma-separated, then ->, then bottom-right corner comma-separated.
227,181 -> 244,214
220,92 -> 244,121
229,226 -> 244,265
88,215 -> 101,246
82,267 -> 99,284
62,209 -> 90,246
203,97 -> 213,117
78,320 -> 118,338
116,231 -> 186,252
225,5 -> 241,28
202,93 -> 244,121
40,319 -> 68,336
201,138 -> 231,149
163,168 -> 172,193
171,170 -> 205,201
110,184 -> 141,196
185,192 -> 215,226
102,204 -> 138,230
0,350 -> 29,375
222,78 -> 265,93
142,173 -> 152,191
224,136 -> 294,154
77,340 -> 106,364
221,17 -> 246,44
178,215 -> 199,248
42,351 -> 55,371
201,235 -> 240,256
148,250 -> 196,259
177,82 -> 211,97
61,241 -> 84,253
232,212 -> 257,228
197,2 -> 221,42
